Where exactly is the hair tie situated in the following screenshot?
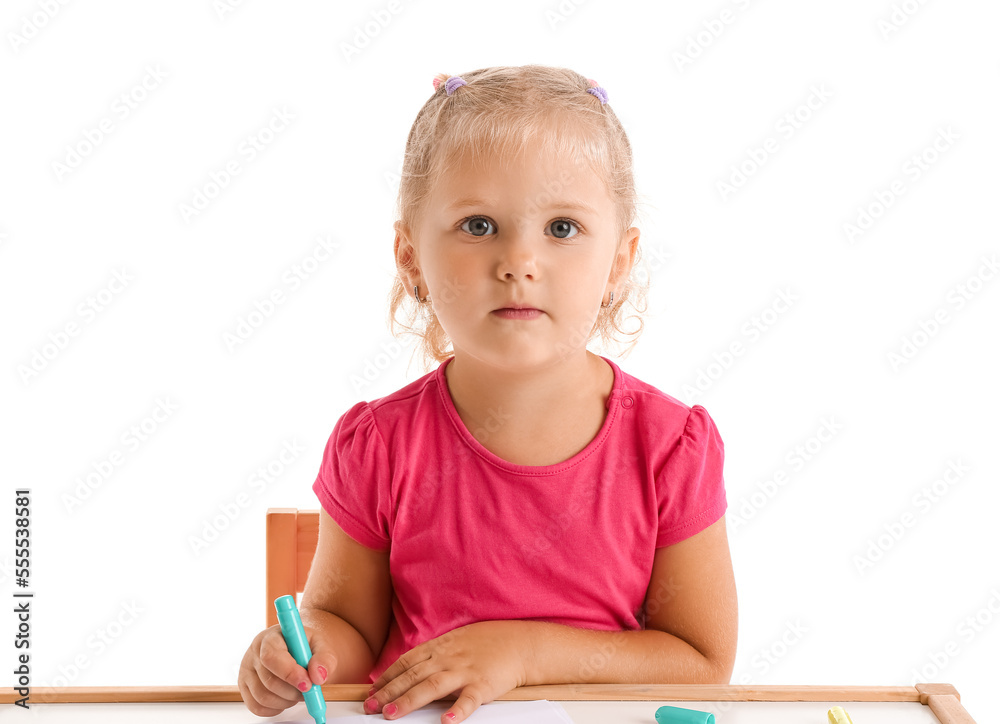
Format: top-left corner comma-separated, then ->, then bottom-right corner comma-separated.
586,78 -> 609,105
433,75 -> 467,95
444,75 -> 467,95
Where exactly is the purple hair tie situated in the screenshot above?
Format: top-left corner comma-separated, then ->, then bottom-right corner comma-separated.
586,78 -> 609,105
444,76 -> 467,95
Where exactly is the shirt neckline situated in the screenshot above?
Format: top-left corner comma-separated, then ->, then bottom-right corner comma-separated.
434,354 -> 623,475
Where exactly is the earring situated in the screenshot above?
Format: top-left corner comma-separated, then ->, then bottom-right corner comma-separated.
414,285 -> 430,303
602,291 -> 614,308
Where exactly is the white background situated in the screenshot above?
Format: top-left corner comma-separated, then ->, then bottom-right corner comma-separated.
1,0 -> 998,721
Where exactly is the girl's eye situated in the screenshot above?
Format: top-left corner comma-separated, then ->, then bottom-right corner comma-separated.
459,217 -> 581,239
460,217 -> 495,237
549,219 -> 579,239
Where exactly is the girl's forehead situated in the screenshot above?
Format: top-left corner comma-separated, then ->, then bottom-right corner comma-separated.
433,147 -> 607,201
443,137 -> 591,173
429,110 -> 606,187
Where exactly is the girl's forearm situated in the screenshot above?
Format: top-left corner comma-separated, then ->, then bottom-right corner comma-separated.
522,621 -> 729,686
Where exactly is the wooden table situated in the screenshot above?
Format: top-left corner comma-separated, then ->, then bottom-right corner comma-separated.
0,683 -> 977,722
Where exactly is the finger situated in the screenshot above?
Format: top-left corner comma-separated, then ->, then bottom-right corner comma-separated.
379,671 -> 458,721
255,656 -> 304,702
374,644 -> 430,689
238,678 -> 286,718
304,629 -> 337,686
307,657 -> 332,687
243,668 -> 300,716
260,629 -> 312,693
371,651 -> 436,710
238,633 -> 300,714
444,686 -> 486,724
371,655 -> 405,691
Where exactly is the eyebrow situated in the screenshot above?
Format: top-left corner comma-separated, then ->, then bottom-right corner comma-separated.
446,198 -> 598,215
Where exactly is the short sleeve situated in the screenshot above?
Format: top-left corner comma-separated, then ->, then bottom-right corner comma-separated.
311,401 -> 392,552
655,404 -> 728,548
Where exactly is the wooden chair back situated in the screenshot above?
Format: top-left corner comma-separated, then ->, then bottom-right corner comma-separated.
265,508 -> 320,628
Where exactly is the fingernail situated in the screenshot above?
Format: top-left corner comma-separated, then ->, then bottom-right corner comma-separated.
446,713 -> 456,721
297,681 -> 310,692
317,666 -> 327,681
368,685 -> 376,696
384,703 -> 398,717
364,696 -> 378,713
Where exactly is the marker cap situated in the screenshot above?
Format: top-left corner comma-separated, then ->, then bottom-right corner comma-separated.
274,595 -> 313,668
828,706 -> 854,724
655,704 -> 716,724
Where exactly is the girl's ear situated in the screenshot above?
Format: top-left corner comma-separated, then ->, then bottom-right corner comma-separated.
394,222 -> 412,264
394,221 -> 420,285
610,227 -> 640,286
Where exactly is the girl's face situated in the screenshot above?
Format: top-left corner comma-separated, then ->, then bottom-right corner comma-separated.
397,140 -> 638,370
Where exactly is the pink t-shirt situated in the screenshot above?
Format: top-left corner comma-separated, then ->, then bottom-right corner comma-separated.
311,355 -> 727,683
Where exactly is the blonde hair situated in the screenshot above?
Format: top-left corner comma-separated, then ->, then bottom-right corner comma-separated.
387,64 -> 651,375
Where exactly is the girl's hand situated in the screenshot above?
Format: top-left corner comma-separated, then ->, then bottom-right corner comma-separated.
237,624 -> 335,717
366,620 -> 531,723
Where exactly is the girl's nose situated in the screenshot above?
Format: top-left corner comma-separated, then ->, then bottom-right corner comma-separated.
495,233 -> 539,279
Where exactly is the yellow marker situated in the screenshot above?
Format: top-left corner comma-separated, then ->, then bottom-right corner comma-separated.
828,706 -> 853,724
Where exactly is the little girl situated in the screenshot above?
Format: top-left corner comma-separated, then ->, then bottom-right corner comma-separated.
238,64 -> 737,724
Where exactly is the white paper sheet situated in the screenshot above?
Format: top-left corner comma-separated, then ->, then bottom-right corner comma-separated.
282,699 -> 575,723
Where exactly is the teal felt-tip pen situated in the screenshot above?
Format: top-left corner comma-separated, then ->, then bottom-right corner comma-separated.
274,595 -> 327,724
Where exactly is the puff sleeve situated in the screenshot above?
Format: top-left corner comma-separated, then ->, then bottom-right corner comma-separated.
656,404 -> 728,548
311,401 -> 392,552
